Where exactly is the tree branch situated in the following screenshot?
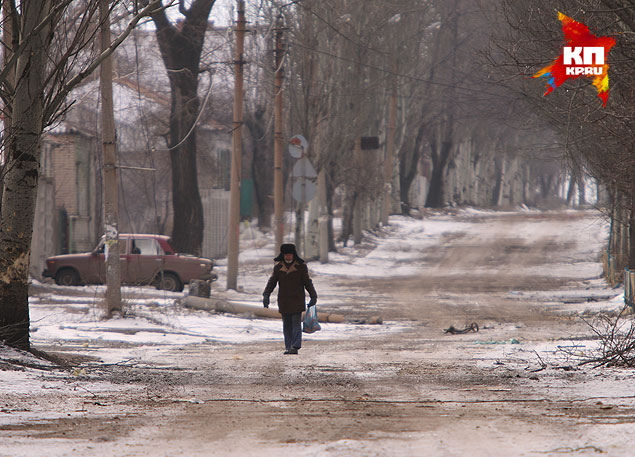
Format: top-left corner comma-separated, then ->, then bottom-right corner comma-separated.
43,0 -> 165,124
0,0 -> 73,92
599,0 -> 635,33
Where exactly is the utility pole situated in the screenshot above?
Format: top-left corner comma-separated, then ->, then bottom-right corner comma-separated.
100,0 -> 121,315
382,73 -> 397,226
318,169 -> 329,263
273,14 -> 285,255
353,137 -> 362,245
227,0 -> 245,290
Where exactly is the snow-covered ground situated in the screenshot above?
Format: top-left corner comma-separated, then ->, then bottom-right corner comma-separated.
25,208 -> 612,353
2,207 -> 630,457
22,208 -> 615,355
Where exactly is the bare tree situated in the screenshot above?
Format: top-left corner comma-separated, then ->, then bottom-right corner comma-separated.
243,20 -> 275,230
282,0 -> 401,244
139,0 -> 217,256
486,0 -> 634,263
0,0 -> 161,349
246,0 -> 569,248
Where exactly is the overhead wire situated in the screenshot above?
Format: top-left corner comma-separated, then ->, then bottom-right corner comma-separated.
287,40 -> 519,101
132,29 -> 162,234
165,70 -> 216,152
266,0 -> 500,96
110,3 -> 516,274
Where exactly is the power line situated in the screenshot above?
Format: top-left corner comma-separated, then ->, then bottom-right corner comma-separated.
288,40 -> 518,101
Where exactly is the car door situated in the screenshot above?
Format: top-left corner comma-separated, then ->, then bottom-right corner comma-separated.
127,238 -> 164,284
82,239 -> 106,283
95,238 -> 129,284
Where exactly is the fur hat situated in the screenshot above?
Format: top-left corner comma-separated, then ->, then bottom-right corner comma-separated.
274,243 -> 304,263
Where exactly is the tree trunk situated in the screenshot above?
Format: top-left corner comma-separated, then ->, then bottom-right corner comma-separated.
294,204 -> 304,256
425,140 -> 453,208
566,173 -> 577,206
630,198 -> 635,270
578,176 -> 586,205
246,107 -> 272,229
621,205 -> 629,269
522,165 -> 530,205
339,191 -> 355,246
326,172 -> 337,252
169,119 -> 203,255
492,155 -> 506,207
539,174 -> 553,199
150,0 -> 216,255
472,148 -> 483,205
0,0 -> 53,350
166,58 -> 204,256
426,167 -> 444,208
399,127 -> 424,214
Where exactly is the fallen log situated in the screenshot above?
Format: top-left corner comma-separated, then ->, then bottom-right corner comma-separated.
181,296 -> 382,325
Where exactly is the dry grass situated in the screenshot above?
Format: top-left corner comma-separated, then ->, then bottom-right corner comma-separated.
578,307 -> 635,368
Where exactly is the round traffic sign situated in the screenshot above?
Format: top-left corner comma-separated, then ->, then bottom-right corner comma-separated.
289,134 -> 308,158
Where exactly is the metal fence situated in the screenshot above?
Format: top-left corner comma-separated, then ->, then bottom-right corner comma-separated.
201,189 -> 230,260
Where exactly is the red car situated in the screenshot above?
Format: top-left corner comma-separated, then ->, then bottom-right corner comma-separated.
43,234 -> 215,292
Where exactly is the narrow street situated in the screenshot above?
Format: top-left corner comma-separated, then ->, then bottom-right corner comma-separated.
3,209 -> 634,457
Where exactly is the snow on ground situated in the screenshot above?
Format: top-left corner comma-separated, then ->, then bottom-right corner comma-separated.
3,207 -> 633,457
2,208 -> 619,372
228,208 -> 608,281
28,284 -> 405,359
23,208 -> 616,355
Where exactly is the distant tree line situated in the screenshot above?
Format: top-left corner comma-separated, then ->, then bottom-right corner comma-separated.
2,0 -> 618,349
486,0 -> 635,269
242,0 -> 569,249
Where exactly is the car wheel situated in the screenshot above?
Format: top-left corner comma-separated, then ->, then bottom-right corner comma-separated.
155,272 -> 183,292
55,268 -> 80,286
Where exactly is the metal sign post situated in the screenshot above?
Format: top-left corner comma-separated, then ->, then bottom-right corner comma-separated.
288,135 -> 317,258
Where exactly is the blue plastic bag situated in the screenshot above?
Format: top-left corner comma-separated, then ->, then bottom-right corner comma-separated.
303,306 -> 321,334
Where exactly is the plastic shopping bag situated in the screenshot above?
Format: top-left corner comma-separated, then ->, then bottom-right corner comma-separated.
302,306 -> 321,334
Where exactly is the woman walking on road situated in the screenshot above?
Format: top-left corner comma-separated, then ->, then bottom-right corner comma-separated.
263,243 -> 317,355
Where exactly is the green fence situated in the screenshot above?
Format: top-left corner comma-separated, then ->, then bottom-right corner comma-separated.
625,269 -> 635,309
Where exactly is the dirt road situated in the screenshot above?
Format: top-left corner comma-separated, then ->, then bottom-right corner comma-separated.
3,209 -> 635,457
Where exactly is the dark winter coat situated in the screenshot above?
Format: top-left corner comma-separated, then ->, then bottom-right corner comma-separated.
263,260 -> 317,315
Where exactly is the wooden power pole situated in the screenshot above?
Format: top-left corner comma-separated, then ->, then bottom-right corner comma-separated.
382,67 -> 397,226
353,137 -> 362,245
273,15 -> 285,255
227,0 -> 245,290
100,0 -> 121,314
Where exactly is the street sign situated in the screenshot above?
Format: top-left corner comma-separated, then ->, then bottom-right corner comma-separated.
289,134 -> 308,158
292,178 -> 317,202
291,157 -> 317,178
361,136 -> 380,150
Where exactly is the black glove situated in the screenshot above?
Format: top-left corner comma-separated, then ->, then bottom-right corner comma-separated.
263,295 -> 270,308
307,297 -> 316,308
